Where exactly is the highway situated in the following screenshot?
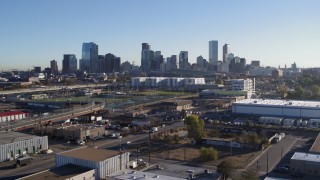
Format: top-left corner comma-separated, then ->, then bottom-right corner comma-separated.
0,84 -> 108,95
0,122 -> 184,179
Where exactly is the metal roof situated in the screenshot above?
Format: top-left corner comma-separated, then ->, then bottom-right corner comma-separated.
59,146 -> 123,162
108,170 -> 184,180
291,152 -> 320,163
0,111 -> 28,117
234,99 -> 320,108
0,131 -> 40,145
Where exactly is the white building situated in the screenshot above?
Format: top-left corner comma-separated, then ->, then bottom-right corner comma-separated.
131,77 -> 205,88
0,132 -> 48,162
227,78 -> 255,99
291,152 -> 320,176
233,99 -> 320,119
56,147 -> 130,180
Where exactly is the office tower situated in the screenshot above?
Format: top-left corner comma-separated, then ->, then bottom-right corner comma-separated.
141,43 -> 154,72
34,66 -> 41,73
170,55 -> 179,69
82,42 -> 98,73
152,51 -> 163,71
251,60 -> 260,67
223,44 -> 230,63
104,53 -> 121,73
209,40 -> 218,66
179,51 -> 188,70
50,60 -> 58,75
62,54 -> 77,74
142,43 -> 150,50
98,55 -> 105,73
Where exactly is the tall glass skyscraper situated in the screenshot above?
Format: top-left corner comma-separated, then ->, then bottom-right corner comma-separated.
81,42 -> 98,73
209,40 -> 218,66
62,54 -> 77,74
223,43 -> 230,63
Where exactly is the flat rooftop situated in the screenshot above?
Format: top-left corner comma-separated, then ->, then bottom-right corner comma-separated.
108,170 -> 184,180
19,164 -> 93,180
59,147 -> 120,162
310,133 -> 320,153
0,131 -> 41,145
291,152 -> 320,163
234,99 -> 320,108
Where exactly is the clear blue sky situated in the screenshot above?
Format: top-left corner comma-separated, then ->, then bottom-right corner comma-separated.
1,0 -> 319,70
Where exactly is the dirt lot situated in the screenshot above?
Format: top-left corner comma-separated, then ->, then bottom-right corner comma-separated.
152,145 -> 261,169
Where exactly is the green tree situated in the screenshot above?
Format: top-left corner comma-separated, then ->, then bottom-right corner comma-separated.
185,115 -> 205,142
180,109 -> 187,119
215,78 -> 224,85
240,169 -> 259,180
311,85 -> 320,98
217,160 -> 234,180
173,134 -> 180,144
294,86 -> 304,98
277,85 -> 288,98
199,147 -> 218,162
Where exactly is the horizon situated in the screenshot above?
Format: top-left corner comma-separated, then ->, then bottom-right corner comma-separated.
1,0 -> 320,70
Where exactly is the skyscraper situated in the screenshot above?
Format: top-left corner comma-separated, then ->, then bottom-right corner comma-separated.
62,54 -> 77,74
50,60 -> 58,76
81,42 -> 98,73
104,53 -> 121,73
223,44 -> 230,63
141,43 -> 154,72
209,40 -> 218,66
179,51 -> 188,70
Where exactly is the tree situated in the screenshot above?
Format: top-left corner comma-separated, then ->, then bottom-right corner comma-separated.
240,169 -> 259,180
185,115 -> 205,142
311,85 -> 320,98
294,85 -> 304,98
277,85 -> 288,98
180,109 -> 187,119
173,134 -> 180,144
217,160 -> 234,180
199,147 -> 218,161
215,78 -> 224,85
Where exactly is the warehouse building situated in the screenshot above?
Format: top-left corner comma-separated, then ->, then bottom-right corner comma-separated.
56,147 -> 130,180
36,124 -> 105,141
290,152 -> 320,176
107,170 -> 184,180
0,111 -> 29,123
0,131 -> 48,162
18,164 -> 95,180
232,99 -> 320,119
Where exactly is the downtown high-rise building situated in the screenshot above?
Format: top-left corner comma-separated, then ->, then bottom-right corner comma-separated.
141,43 -> 154,72
100,53 -> 121,73
50,60 -> 58,76
62,54 -> 77,74
179,51 -> 188,70
209,40 -> 218,66
223,44 -> 230,63
81,42 -> 98,73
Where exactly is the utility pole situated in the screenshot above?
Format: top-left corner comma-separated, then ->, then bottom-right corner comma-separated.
280,147 -> 283,173
267,151 -> 269,175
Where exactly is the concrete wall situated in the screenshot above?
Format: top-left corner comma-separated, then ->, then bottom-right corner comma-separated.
291,159 -> 320,176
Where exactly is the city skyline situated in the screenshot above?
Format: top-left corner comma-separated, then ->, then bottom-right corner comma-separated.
1,0 -> 320,70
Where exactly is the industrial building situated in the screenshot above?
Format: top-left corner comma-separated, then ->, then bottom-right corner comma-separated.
0,131 -> 48,162
107,170 -> 184,180
160,100 -> 192,111
131,77 -> 205,88
35,124 -> 105,141
56,147 -> 130,180
232,99 -> 320,119
0,111 -> 29,123
290,152 -> 320,176
18,164 -> 95,180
